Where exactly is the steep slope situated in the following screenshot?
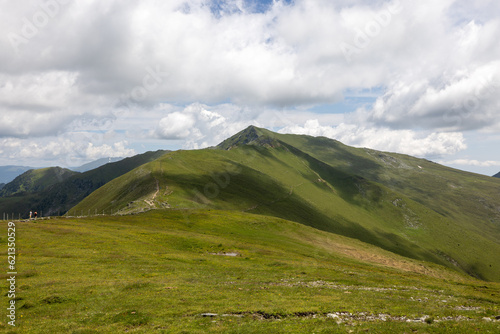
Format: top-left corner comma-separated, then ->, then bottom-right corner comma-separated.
494,172 -> 500,178
0,167 -> 78,197
0,150 -> 168,217
249,128 -> 500,259
72,128 -> 500,281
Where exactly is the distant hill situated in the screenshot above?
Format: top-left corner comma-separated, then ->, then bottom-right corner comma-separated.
0,150 -> 168,218
494,172 -> 500,178
71,157 -> 125,173
71,126 -> 500,282
0,167 -> 78,197
0,165 -> 34,183
0,183 -> 4,190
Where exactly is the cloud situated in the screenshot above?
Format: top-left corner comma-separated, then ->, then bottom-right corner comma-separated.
443,159 -> 500,167
156,112 -> 196,140
155,103 -> 256,148
279,119 -> 467,157
0,136 -> 135,167
2,1 -> 500,119
365,61 -> 500,132
0,0 -> 499,168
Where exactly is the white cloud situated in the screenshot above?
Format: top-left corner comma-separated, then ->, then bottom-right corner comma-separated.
279,119 -> 467,157
155,103 -> 255,149
443,159 -> 500,167
0,136 -> 135,167
156,112 -> 196,140
365,61 -> 500,132
0,0 -> 499,170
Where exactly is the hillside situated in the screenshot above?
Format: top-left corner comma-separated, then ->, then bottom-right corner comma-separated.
494,172 -> 500,178
3,210 -> 499,333
0,150 -> 168,218
0,167 -> 78,197
71,126 -> 500,282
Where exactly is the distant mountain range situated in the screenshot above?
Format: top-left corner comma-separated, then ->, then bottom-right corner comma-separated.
494,172 -> 500,178
0,167 -> 77,197
0,165 -> 34,184
0,151 -> 167,217
0,157 -> 126,184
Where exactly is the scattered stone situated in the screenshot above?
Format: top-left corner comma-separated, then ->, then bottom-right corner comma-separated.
482,317 -> 492,322
495,315 -> 500,320
222,314 -> 244,318
209,252 -> 240,257
201,313 -> 218,317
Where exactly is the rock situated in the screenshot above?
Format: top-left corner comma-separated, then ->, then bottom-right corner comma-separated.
495,315 -> 500,320
482,317 -> 492,322
201,313 -> 218,317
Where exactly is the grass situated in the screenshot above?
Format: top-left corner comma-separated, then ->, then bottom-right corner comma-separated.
1,210 -> 499,333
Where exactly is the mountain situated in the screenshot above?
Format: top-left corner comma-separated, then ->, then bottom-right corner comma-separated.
0,167 -> 78,197
0,150 -> 168,218
0,165 -> 34,183
71,157 -> 125,173
0,183 -> 4,190
71,126 -> 500,282
494,172 -> 500,178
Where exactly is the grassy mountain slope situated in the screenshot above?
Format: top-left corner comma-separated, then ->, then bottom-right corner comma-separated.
0,150 -> 168,218
0,167 -> 78,197
3,210 -> 499,333
71,128 -> 500,281
253,128 -> 500,268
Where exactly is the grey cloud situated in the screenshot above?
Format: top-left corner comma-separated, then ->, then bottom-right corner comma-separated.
0,0 -> 499,166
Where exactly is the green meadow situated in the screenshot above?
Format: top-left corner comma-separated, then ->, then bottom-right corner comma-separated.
1,210 -> 499,333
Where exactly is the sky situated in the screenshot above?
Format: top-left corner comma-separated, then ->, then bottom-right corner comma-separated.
0,0 -> 499,176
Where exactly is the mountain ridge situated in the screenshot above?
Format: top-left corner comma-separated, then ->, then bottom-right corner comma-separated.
0,167 -> 78,197
70,126 -> 500,281
0,165 -> 35,184
0,150 -> 168,217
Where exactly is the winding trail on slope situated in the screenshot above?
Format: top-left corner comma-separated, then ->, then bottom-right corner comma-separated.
144,178 -> 160,207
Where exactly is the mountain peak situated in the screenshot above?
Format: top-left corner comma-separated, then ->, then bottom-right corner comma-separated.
217,125 -> 279,150
494,172 -> 500,178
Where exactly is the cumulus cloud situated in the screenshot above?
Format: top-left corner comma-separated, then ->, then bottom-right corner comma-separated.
365,61 -> 500,132
0,0 -> 499,170
155,103 -> 256,148
0,136 -> 135,167
279,119 -> 467,157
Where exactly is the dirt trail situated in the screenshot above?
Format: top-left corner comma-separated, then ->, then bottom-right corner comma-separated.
144,178 -> 160,207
